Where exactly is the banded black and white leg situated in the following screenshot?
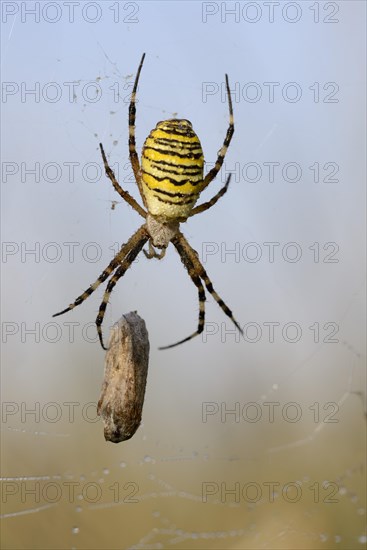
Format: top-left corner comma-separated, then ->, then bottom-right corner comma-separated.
201,74 -> 234,191
99,54 -> 147,217
95,229 -> 149,349
53,252 -> 124,318
174,230 -> 243,338
99,143 -> 147,218
159,239 -> 206,349
128,53 -> 147,208
53,226 -> 149,345
189,174 -> 232,217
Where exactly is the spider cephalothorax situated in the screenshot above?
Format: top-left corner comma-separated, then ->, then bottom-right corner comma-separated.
53,53 -> 243,350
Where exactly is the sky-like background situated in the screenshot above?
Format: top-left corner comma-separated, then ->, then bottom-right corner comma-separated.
1,1 -> 366,549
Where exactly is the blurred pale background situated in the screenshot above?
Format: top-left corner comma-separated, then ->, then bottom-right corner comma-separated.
1,1 -> 366,549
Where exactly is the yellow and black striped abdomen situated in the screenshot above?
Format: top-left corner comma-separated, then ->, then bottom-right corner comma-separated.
141,119 -> 204,220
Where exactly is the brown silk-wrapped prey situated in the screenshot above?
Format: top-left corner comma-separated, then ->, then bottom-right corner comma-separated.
97,312 -> 150,443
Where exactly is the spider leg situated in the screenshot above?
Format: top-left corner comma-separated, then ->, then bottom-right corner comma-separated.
202,74 -> 234,191
53,225 -> 148,319
159,246 -> 206,350
189,174 -> 231,217
99,143 -> 147,218
96,232 -> 148,349
173,230 -> 243,337
129,53 -> 148,208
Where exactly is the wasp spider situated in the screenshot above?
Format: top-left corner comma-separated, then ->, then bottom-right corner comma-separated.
53,53 -> 243,350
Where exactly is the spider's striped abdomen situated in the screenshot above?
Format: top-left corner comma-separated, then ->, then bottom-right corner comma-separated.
141,119 -> 204,220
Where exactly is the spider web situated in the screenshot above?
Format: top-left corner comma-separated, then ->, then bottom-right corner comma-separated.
1,324 -> 365,549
